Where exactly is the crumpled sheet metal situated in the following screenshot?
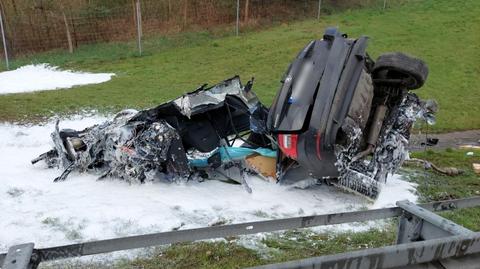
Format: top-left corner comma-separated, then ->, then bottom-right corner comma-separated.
173,76 -> 259,118
105,120 -> 188,182
50,109 -> 139,171
49,110 -> 190,183
35,76 -> 265,185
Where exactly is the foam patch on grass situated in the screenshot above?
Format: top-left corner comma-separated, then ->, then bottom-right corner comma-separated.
0,115 -> 417,254
0,64 -> 114,94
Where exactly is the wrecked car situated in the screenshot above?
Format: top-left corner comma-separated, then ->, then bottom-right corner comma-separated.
33,27 -> 436,199
268,27 -> 435,198
32,76 -> 273,191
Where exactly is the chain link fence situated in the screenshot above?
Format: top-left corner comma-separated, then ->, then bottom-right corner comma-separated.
0,0 -> 390,70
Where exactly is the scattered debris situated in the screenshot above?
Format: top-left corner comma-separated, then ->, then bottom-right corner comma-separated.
405,158 -> 464,176
460,145 -> 480,150
421,138 -> 439,147
473,163 -> 480,175
33,28 -> 435,200
245,155 -> 277,181
466,152 -> 475,156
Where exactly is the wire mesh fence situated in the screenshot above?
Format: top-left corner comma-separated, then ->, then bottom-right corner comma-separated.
0,0 -> 391,68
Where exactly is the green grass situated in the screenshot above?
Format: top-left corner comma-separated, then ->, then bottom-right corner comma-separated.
408,149 -> 480,231
1,0 -> 479,131
125,242 -> 263,269
409,149 -> 480,201
259,228 -> 396,263
42,228 -> 396,269
125,228 -> 396,269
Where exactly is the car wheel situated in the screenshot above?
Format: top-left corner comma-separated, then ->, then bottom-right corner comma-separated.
372,52 -> 428,90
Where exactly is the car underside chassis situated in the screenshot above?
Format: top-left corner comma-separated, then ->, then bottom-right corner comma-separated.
33,28 -> 436,200
334,52 -> 436,199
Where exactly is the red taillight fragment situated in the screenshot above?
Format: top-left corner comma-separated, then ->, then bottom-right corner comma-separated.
278,134 -> 298,159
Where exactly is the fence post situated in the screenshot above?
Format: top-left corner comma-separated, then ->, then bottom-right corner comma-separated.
236,0 -> 240,36
183,0 -> 188,29
244,0 -> 249,23
62,11 -> 74,53
0,7 -> 9,70
317,0 -> 322,21
135,0 -> 142,56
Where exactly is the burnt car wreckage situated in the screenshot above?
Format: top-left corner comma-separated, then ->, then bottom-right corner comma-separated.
33,28 -> 436,199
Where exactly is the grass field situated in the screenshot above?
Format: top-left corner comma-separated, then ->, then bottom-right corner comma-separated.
1,0 -> 479,132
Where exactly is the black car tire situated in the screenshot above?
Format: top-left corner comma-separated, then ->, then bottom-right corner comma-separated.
372,52 -> 428,90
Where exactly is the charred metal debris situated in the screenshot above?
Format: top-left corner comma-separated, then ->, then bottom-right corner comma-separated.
33,28 -> 438,199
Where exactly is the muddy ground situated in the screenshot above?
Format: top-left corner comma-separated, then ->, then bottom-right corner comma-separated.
409,129 -> 480,151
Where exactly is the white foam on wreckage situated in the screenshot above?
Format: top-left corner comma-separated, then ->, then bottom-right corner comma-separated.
0,115 -> 417,257
0,64 -> 114,94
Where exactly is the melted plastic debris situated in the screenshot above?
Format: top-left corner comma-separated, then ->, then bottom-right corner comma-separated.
173,78 -> 258,118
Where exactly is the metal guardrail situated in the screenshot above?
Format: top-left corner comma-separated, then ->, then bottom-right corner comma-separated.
1,196 -> 480,269
251,199 -> 480,269
251,232 -> 480,269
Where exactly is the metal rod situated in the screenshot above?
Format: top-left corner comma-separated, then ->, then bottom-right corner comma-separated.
0,8 -> 9,70
248,232 -> 480,269
317,0 -> 322,21
135,0 -> 142,56
236,0 -> 240,36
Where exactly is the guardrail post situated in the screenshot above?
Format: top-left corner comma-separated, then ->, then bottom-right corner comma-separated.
396,200 -> 473,244
2,243 -> 35,269
62,11 -> 74,54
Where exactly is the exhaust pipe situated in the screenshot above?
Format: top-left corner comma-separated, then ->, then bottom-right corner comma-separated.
352,104 -> 388,162
367,104 -> 388,146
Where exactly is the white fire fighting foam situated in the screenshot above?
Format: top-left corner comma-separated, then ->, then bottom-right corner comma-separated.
0,115 -> 417,255
0,64 -> 114,94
